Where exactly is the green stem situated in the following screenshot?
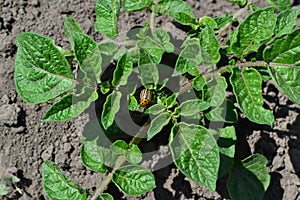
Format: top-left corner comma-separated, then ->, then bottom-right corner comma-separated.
89,121 -> 150,200
180,60 -> 299,93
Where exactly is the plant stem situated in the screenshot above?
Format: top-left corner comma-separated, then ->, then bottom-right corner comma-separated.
89,121 -> 150,200
179,60 -> 299,93
150,11 -> 156,33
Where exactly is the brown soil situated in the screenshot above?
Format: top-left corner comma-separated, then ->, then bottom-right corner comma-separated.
1,0 -> 300,199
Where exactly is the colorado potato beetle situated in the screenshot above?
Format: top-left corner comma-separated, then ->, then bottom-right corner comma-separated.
139,89 -> 151,107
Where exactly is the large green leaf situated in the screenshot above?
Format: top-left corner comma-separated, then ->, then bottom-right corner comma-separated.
95,0 -> 120,38
42,87 -> 98,121
122,0 -> 152,12
101,91 -> 122,130
81,138 -> 118,173
230,67 -> 274,125
73,32 -> 102,83
266,0 -> 290,10
263,29 -> 300,65
199,26 -> 221,64
42,161 -> 87,200
230,7 -> 276,58
169,123 -> 219,191
14,32 -> 75,104
273,9 -> 300,40
227,154 -> 270,200
152,0 -> 198,28
112,53 -> 133,87
263,29 -> 300,104
112,165 -> 156,196
147,112 -> 171,140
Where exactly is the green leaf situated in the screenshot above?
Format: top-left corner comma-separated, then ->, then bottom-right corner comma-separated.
112,165 -> 156,196
192,76 -> 206,91
198,16 -> 218,29
205,99 -> 238,123
227,154 -> 270,200
152,0 -> 198,28
72,32 -> 97,65
174,99 -> 210,117
122,0 -> 152,12
98,42 -> 118,56
138,63 -> 159,88
263,29 -> 300,104
242,154 -> 271,191
81,138 -> 118,172
164,93 -> 178,108
226,0 -> 247,6
152,29 -> 174,53
273,9 -> 300,40
147,112 -> 171,140
214,13 -> 233,29
217,126 -> 236,178
230,67 -> 274,125
42,87 -> 98,121
112,53 -> 133,87
98,193 -> 114,200
95,0 -> 120,38
128,95 -> 138,111
14,32 -> 75,104
110,140 -> 129,154
204,74 -> 227,107
72,32 -> 102,83
266,0 -> 290,10
263,29 -> 300,65
230,7 -> 276,58
63,17 -> 83,46
101,91 -> 122,130
138,37 -> 165,64
42,160 -> 87,200
145,103 -> 165,115
125,144 -> 142,164
169,123 -> 219,191
268,66 -> 300,104
174,38 -> 201,76
199,26 -> 220,64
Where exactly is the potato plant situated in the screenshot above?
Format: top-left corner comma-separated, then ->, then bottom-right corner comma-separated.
13,0 -> 300,199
